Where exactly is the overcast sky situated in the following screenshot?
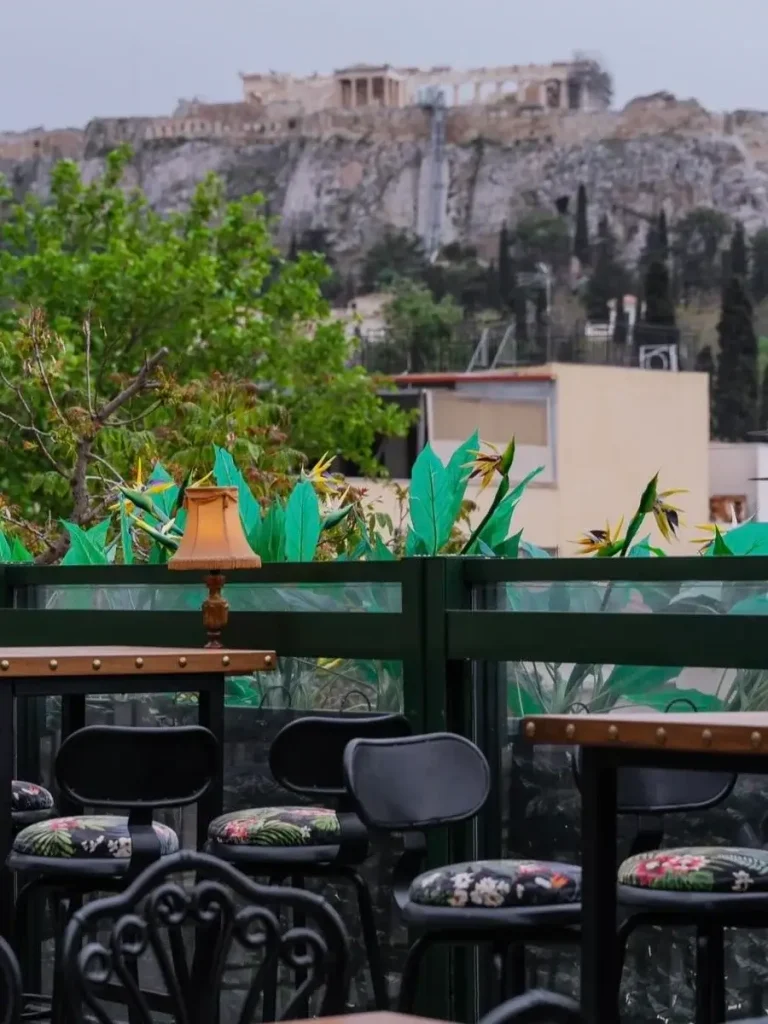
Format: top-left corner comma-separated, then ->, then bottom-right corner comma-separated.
2,0 -> 767,132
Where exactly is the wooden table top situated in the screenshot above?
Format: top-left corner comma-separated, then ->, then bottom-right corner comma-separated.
522,712 -> 768,755
0,646 -> 275,677
283,1015 -> 438,1024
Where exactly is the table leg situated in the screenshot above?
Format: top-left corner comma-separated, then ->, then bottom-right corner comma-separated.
59,695 -> 86,816
0,686 -> 15,938
197,682 -> 225,851
580,746 -> 619,1024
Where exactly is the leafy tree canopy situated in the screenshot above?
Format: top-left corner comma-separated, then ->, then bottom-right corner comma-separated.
0,145 -> 406,549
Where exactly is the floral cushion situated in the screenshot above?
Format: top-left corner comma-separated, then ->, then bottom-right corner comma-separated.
12,781 -> 54,815
208,806 -> 341,848
619,847 -> 768,893
410,859 -> 581,909
13,816 -> 179,860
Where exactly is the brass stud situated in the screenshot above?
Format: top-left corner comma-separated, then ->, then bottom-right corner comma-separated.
565,723 -> 576,739
608,725 -> 619,740
92,659 -> 102,670
524,722 -> 536,738
0,661 -> 8,672
752,731 -> 763,749
178,657 -> 187,668
135,657 -> 144,669
264,655 -> 273,668
49,659 -> 58,670
222,655 -> 231,667
702,729 -> 713,746
656,727 -> 667,744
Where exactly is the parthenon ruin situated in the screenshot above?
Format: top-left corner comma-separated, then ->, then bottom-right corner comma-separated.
240,59 -> 612,115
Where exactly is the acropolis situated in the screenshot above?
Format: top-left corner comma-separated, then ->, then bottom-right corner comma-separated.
239,58 -> 612,114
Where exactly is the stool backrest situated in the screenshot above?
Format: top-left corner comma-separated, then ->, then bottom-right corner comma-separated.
56,725 -> 218,810
269,713 -> 411,798
343,732 -> 490,830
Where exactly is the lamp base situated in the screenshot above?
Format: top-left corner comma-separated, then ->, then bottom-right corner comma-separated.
203,571 -> 229,649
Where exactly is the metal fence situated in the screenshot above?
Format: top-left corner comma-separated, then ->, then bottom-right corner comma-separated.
4,556 -> 768,1022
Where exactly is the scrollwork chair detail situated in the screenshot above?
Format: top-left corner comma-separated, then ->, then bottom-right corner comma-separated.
60,850 -> 350,1024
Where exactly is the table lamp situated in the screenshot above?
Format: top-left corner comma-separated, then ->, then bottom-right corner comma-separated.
168,487 -> 261,648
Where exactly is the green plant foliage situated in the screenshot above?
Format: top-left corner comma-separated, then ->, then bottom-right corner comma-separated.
284,481 -> 322,563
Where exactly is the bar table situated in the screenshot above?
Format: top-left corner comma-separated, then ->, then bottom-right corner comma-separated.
522,711 -> 768,1024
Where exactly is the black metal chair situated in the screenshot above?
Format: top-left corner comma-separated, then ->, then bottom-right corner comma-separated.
59,849 -> 350,1024
342,731 -> 582,1012
7,725 -> 218,1020
0,934 -> 22,1024
10,783 -> 54,830
479,991 -> 582,1024
205,713 -> 411,1010
572,743 -> 767,1024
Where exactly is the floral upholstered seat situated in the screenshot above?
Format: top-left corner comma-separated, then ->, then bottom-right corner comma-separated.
410,860 -> 582,909
619,847 -> 768,894
13,815 -> 179,860
208,807 -> 341,848
12,781 -> 54,815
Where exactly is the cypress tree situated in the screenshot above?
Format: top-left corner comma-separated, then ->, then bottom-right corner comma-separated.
574,184 -> 590,265
288,233 -> 299,261
751,228 -> 768,303
714,275 -> 758,440
731,221 -> 748,279
658,210 -> 669,261
498,223 -> 512,307
636,260 -> 677,348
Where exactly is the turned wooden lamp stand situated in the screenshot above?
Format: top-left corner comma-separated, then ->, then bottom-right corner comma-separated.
167,487 -> 261,648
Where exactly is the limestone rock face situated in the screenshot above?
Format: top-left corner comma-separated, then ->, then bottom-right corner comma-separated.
3,97 -> 768,269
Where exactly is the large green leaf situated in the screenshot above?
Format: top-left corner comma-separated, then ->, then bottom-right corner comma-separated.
505,466 -> 544,505
518,540 -> 552,559
409,444 -> 449,555
444,431 -> 479,528
119,501 -> 133,566
404,529 -> 428,557
371,536 -> 396,561
60,521 -> 110,565
212,445 -> 262,536
85,519 -> 111,550
729,594 -> 768,615
476,493 -> 519,551
284,480 -> 321,562
628,535 -> 666,558
507,683 -> 545,717
0,531 -> 11,562
9,537 -> 33,563
259,502 -> 286,563
496,530 -> 522,559
592,664 -> 681,711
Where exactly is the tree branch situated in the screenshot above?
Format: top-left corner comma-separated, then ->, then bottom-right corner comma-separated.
95,348 -> 168,424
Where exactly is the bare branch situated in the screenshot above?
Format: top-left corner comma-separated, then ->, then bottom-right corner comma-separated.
95,348 -> 169,424
112,399 -> 163,428
31,334 -> 67,427
84,318 -> 94,415
0,409 -> 67,477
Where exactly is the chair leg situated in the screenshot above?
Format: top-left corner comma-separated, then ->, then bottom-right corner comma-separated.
397,934 -> 434,1014
49,893 -> 70,1024
346,869 -> 389,1011
262,874 -> 285,1023
505,944 -> 526,1000
695,925 -> 726,1024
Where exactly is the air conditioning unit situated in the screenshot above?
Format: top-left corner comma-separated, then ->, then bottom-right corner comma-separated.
638,343 -> 679,371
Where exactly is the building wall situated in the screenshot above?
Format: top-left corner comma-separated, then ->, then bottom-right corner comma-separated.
555,363 -> 709,551
351,364 -> 709,555
709,442 -> 768,521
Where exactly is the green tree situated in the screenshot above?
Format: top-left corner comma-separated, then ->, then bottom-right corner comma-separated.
584,215 -> 630,323
513,211 -> 571,273
574,184 -> 590,265
730,221 -> 748,279
751,227 -> 768,302
0,147 -> 406,553
636,260 -> 678,348
498,222 -> 512,306
714,275 -> 758,440
674,207 -> 731,295
379,280 -> 463,373
361,229 -> 428,291
658,210 -> 669,261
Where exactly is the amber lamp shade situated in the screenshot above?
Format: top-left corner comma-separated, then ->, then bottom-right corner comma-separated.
168,487 -> 261,647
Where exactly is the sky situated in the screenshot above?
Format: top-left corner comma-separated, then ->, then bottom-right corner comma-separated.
2,0 -> 768,132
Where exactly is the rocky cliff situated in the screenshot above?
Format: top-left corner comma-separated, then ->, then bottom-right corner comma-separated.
4,94 -> 768,269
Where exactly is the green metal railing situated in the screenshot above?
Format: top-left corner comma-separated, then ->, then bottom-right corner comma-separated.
4,556 -> 768,1021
